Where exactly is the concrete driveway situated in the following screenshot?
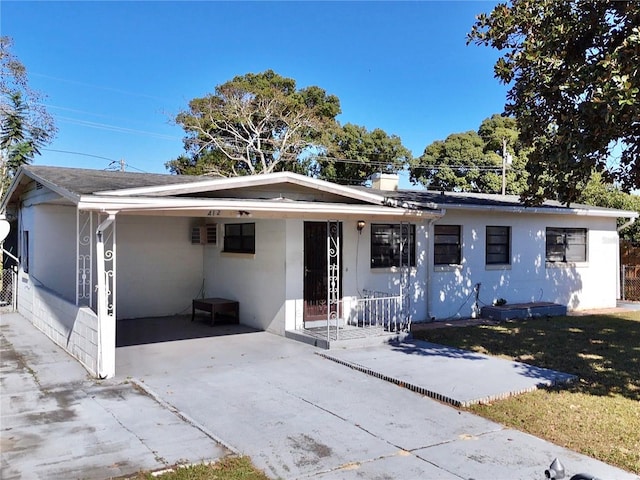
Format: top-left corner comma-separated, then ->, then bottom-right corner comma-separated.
116,326 -> 637,480
3,312 -> 639,480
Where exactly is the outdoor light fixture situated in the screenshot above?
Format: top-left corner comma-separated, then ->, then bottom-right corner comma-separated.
357,220 -> 366,233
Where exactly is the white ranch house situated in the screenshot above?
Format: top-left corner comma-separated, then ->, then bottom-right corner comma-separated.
1,166 -> 636,378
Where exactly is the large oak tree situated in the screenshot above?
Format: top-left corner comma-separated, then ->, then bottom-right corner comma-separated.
469,1 -> 640,205
172,70 -> 341,177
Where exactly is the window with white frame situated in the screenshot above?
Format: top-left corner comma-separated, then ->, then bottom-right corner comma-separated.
486,226 -> 510,265
434,224 -> 461,265
545,227 -> 587,263
370,223 -> 415,268
224,223 -> 255,254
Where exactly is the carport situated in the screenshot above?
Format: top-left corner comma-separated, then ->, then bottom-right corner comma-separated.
4,166 -> 439,379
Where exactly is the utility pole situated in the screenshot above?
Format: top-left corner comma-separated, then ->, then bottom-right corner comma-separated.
501,138 -> 512,195
119,159 -> 126,172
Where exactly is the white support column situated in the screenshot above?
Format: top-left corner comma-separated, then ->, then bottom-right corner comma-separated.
96,212 -> 117,379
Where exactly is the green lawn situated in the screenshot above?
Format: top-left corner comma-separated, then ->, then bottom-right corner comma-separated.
412,311 -> 640,475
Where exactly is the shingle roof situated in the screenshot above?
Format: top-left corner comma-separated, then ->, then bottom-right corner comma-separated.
22,165 -> 208,196
362,186 -> 626,214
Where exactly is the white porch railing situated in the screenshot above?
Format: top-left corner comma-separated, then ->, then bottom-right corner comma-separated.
349,289 -> 408,332
301,290 -> 409,343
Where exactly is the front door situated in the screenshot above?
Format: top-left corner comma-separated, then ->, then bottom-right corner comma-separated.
303,221 -> 342,322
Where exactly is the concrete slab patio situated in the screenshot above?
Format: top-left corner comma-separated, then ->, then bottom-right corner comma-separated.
320,339 -> 576,407
2,311 -> 638,480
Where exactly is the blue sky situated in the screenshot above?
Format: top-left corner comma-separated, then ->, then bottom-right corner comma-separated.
3,1 -> 506,187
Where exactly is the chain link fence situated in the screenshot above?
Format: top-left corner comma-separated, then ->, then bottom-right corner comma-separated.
622,265 -> 640,301
1,268 -> 17,311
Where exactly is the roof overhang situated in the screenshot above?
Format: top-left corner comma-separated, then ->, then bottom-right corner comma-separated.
430,202 -> 639,219
77,194 -> 445,220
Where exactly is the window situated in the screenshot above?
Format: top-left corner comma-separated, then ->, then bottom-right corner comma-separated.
224,223 -> 255,254
434,225 -> 461,265
486,226 -> 510,265
546,228 -> 587,263
22,230 -> 29,273
370,223 -> 415,268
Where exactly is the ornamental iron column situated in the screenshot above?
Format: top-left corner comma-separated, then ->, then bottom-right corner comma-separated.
399,222 -> 411,331
76,209 -> 93,307
326,220 -> 340,341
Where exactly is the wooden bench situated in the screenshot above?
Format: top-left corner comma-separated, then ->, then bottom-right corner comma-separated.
192,298 -> 239,326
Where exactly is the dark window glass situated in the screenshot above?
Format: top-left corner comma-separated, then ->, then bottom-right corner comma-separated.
486,226 -> 510,265
434,225 -> 461,265
224,223 -> 255,254
370,224 -> 415,268
545,228 -> 587,263
22,231 -> 29,273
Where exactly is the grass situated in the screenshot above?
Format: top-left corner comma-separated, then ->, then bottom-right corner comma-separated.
124,456 -> 271,480
412,311 -> 640,475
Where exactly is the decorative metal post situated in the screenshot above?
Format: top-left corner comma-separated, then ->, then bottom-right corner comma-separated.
327,220 -> 340,341
400,222 -> 411,331
76,209 -> 93,307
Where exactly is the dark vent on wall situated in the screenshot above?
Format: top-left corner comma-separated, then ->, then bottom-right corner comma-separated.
35,182 -> 44,190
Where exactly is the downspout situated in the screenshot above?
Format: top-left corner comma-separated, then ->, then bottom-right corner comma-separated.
617,216 -> 637,233
96,213 -> 116,379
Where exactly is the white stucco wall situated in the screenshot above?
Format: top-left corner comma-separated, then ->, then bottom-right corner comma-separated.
205,219 -> 287,334
340,220 -> 430,323
428,210 -> 620,320
19,204 -> 77,302
116,215 -> 205,319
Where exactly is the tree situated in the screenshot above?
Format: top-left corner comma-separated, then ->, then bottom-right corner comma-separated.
469,1 -> 640,205
173,70 -> 341,177
316,123 -> 411,185
409,114 -> 527,194
578,172 -> 640,243
1,36 -> 56,201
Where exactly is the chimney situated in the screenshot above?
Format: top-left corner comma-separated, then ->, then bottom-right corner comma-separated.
370,173 -> 399,191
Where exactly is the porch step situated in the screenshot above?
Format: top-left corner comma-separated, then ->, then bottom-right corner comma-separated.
285,327 -> 411,350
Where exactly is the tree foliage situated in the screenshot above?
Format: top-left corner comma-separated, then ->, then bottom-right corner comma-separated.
578,172 -> 640,243
316,123 -> 411,185
173,70 -> 341,177
409,114 -> 527,194
469,1 -> 640,205
1,36 -> 56,200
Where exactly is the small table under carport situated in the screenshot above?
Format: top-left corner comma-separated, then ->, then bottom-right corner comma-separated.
191,298 -> 239,326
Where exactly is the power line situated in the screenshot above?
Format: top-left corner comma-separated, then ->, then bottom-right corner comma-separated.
32,72 -> 172,102
42,148 -> 116,162
56,115 -> 179,141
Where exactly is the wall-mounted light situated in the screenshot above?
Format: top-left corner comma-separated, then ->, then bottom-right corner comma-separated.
357,220 -> 366,234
